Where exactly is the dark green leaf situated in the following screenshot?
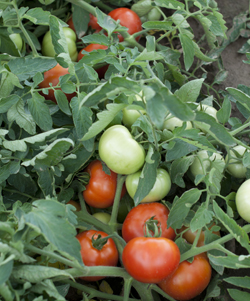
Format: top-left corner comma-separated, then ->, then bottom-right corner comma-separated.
179,34 -> 194,70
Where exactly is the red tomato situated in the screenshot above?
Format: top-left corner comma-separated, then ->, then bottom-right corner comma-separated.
67,16 -> 75,32
122,237 -> 180,283
83,160 -> 126,208
76,230 -> 119,281
158,255 -> 212,300
108,8 -> 142,42
122,202 -> 176,242
88,14 -> 102,32
67,200 -> 81,211
77,44 -> 108,79
38,63 -> 76,103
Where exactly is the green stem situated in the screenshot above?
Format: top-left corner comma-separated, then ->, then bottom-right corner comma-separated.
12,1 -> 39,57
26,244 -> 81,269
62,279 -> 139,301
109,174 -> 126,230
230,121 -> 250,136
123,277 -> 134,301
94,0 -> 113,12
180,224 -> 250,262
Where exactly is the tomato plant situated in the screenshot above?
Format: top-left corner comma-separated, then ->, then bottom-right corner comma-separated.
38,63 -> 76,103
122,236 -> 180,283
235,178 -> 250,223
42,27 -> 78,62
125,168 -> 171,203
158,255 -> 212,300
226,145 -> 248,178
99,125 -> 146,175
83,160 -> 126,208
108,8 -> 142,42
76,230 -> 119,281
122,202 -> 176,242
162,115 -> 192,132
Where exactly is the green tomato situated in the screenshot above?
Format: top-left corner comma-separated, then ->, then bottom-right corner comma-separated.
99,125 -> 146,175
9,33 -> 23,51
122,93 -> 146,128
42,27 -> 78,62
190,150 -> 224,179
235,179 -> 250,223
162,115 -> 192,132
125,168 -> 171,203
195,104 -> 218,133
226,145 -> 248,179
92,212 -> 111,224
147,7 -> 161,21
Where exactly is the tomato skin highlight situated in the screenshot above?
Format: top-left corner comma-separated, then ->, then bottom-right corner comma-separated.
158,255 -> 212,300
38,63 -> 76,103
122,237 -> 180,283
122,202 -> 176,242
235,178 -> 250,223
83,160 -> 126,208
76,230 -> 119,281
108,8 -> 142,42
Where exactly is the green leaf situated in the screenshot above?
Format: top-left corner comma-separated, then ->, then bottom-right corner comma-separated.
23,7 -> 50,25
82,33 -> 110,45
0,161 -> 20,184
0,94 -> 19,113
213,201 -> 250,252
175,79 -> 204,103
179,34 -> 194,70
155,0 -> 185,10
70,97 -> 94,152
224,276 -> 250,289
12,265 -> 72,283
22,139 -> 74,167
82,103 -> 127,141
166,139 -> 197,161
228,289 -> 250,301
209,253 -> 250,269
142,21 -> 173,30
28,93 -> 53,131
163,92 -> 195,121
216,96 -> 231,124
72,4 -> 89,39
54,90 -> 71,116
167,188 -> 202,229
0,28 -> 20,56
170,155 -> 194,187
195,111 -> 236,146
133,147 -> 161,206
226,87 -> 250,111
7,99 -> 36,135
20,199 -> 82,262
36,167 -> 55,197
95,7 -> 117,35
0,255 -> 14,285
8,57 -> 57,81
134,49 -> 164,61
190,203 -> 214,232
0,70 -> 22,97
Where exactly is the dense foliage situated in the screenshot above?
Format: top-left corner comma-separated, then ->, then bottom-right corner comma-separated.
1,0 -> 250,300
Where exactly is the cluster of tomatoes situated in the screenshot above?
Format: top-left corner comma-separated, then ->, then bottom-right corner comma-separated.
69,119 -> 220,301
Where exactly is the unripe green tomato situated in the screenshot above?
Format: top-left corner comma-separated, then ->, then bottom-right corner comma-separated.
195,104 -> 218,133
9,33 -> 23,51
235,179 -> 250,223
147,7 -> 161,21
92,212 -> 111,224
98,125 -> 146,175
162,115 -> 192,131
226,145 -> 248,179
122,93 -> 146,128
126,168 -> 171,203
190,150 -> 224,179
42,27 -> 78,61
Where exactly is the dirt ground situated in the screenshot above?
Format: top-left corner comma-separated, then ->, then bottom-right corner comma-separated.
214,0 -> 250,90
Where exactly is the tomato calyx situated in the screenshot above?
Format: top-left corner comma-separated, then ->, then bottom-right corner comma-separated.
144,216 -> 162,238
91,233 -> 113,251
76,171 -> 90,185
